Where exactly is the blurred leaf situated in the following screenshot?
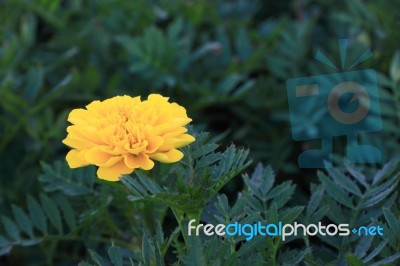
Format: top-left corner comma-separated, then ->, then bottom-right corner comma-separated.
108,244 -> 123,266
12,205 -> 34,238
24,66 -> 44,102
306,185 -> 324,217
142,231 -> 153,266
345,253 -> 363,266
243,164 -> 274,201
27,195 -> 48,235
39,161 -> 96,196
57,195 -> 76,230
1,216 -> 20,241
88,249 -> 106,266
40,194 -> 63,234
390,51 -> 400,82
318,171 -> 354,209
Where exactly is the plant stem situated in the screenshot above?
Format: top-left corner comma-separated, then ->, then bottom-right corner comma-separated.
270,238 -> 280,266
171,207 -> 189,246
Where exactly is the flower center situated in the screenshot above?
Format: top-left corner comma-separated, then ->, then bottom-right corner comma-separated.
104,109 -> 147,152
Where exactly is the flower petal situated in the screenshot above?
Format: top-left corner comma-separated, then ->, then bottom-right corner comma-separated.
62,136 -> 94,150
97,160 -> 133,181
85,147 -> 121,167
146,136 -> 164,153
159,134 -> 196,150
66,150 -> 88,168
174,134 -> 196,148
149,149 -> 183,163
124,153 -> 154,170
67,126 -> 103,144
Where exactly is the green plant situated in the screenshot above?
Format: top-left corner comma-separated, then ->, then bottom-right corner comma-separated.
0,129 -> 399,265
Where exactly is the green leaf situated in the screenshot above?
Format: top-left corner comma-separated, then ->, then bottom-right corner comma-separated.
366,174 -> 399,200
12,205 -> 34,238
216,74 -> 242,95
280,206 -> 304,224
88,249 -> 106,266
345,253 -> 363,266
24,66 -> 44,102
243,164 -> 275,201
326,168 -> 362,196
136,171 -> 162,194
116,36 -> 141,56
39,161 -> 95,196
27,195 -> 47,234
362,240 -> 388,263
373,158 -> 400,185
78,262 -> 94,266
243,193 -> 263,211
167,18 -> 183,43
390,51 -> 400,83
1,216 -> 20,241
265,181 -> 294,203
306,185 -> 325,217
57,196 -> 76,230
344,161 -> 369,189
191,142 -> 218,160
215,194 -> 230,219
235,27 -> 252,61
369,252 -> 400,266
309,205 -> 329,223
231,236 -> 265,259
40,194 -> 63,233
232,79 -> 255,99
0,236 -> 9,247
212,145 -> 250,185
318,171 -> 354,209
354,235 -> 373,259
361,182 -> 398,208
142,231 -> 153,266
195,153 -> 221,169
186,236 -> 205,266
122,175 -> 148,198
122,172 -> 182,206
108,244 -> 123,266
20,13 -> 37,46
0,246 -> 12,256
383,208 -> 400,236
154,241 -> 164,266
280,248 -> 312,265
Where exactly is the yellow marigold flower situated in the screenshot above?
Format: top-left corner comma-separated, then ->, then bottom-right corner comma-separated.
62,94 -> 195,181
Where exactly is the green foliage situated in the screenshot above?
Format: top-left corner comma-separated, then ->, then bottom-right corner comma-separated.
0,194 -> 76,256
39,161 -> 97,196
116,19 -> 193,87
1,128 -> 400,264
121,157 -> 399,265
81,244 -> 133,266
307,160 -> 400,264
